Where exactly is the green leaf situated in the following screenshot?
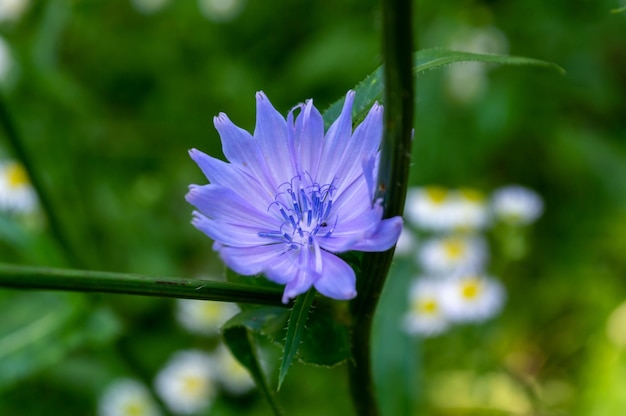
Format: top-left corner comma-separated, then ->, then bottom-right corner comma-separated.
222,307 -> 288,416
297,300 -> 351,367
277,288 -> 316,389
322,48 -> 563,128
413,48 -> 565,75
0,292 -> 122,393
0,292 -> 80,390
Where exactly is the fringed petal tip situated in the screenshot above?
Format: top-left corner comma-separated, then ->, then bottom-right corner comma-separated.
213,112 -> 230,127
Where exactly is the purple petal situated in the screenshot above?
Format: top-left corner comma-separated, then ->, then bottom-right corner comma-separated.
217,243 -> 287,276
254,91 -> 297,185
264,248 -> 317,303
333,103 -> 383,189
191,212 -> 269,247
293,99 -> 324,177
327,174 -> 373,222
350,216 -> 403,252
318,212 -> 379,252
189,149 -> 274,205
214,113 -> 263,172
186,185 -> 276,229
314,251 -> 356,300
317,91 -> 355,184
265,243 -> 325,303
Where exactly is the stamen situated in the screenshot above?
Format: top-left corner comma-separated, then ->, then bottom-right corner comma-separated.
258,174 -> 338,248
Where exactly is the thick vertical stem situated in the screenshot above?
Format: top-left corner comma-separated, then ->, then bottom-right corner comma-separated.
348,0 -> 414,414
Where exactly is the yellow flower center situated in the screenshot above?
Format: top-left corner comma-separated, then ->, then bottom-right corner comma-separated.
424,186 -> 448,204
460,278 -> 482,300
443,239 -> 465,259
416,298 -> 439,315
183,375 -> 206,398
199,302 -> 222,322
7,163 -> 30,188
458,188 -> 485,202
122,400 -> 147,416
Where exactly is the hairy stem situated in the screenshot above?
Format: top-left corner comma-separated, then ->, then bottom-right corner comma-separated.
348,0 -> 414,414
0,263 -> 285,306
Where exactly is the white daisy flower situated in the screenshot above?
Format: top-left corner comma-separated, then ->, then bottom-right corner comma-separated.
491,185 -> 544,225
403,278 -> 450,337
418,235 -> 488,275
0,160 -> 38,214
175,299 -> 239,337
213,344 -> 255,395
446,188 -> 490,231
98,379 -> 161,416
154,350 -> 217,415
440,274 -> 505,323
405,186 -> 454,232
198,0 -> 246,22
0,0 -> 30,23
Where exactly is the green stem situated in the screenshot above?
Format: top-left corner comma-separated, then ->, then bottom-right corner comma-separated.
0,95 -> 82,267
0,263 -> 285,306
348,0 -> 414,414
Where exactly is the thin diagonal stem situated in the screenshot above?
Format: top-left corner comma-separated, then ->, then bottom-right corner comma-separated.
348,0 -> 414,414
0,263 -> 285,306
0,95 -> 82,267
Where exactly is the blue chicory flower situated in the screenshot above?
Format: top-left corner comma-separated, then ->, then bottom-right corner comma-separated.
186,91 -> 403,303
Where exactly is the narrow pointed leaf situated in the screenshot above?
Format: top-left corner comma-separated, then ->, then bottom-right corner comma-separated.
323,48 -> 563,128
414,48 -> 565,75
222,307 -> 288,416
277,288 -> 316,389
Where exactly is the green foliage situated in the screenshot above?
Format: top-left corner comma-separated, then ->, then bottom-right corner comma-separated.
0,0 -> 624,414
222,307 -> 287,416
0,292 -> 120,392
277,289 -> 315,390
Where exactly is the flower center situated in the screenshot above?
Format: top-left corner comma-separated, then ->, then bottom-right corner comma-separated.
416,298 -> 439,315
460,278 -> 482,300
443,239 -> 465,259
458,187 -> 485,203
424,186 -> 448,204
259,175 -> 336,248
6,163 -> 29,188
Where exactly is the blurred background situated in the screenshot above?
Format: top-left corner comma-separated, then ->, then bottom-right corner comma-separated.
0,0 -> 624,414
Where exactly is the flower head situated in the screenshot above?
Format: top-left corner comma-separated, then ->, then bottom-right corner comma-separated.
154,350 -> 216,415
491,185 -> 543,225
417,235 -> 488,275
440,273 -> 505,323
405,186 -> 453,232
175,299 -> 239,337
187,91 -> 402,303
403,277 -> 450,337
98,379 -> 161,416
447,188 -> 490,231
0,160 -> 38,214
